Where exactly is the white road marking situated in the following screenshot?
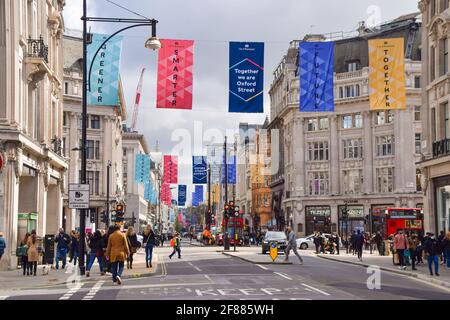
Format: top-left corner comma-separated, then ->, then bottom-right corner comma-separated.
81,280 -> 105,301
188,262 -> 202,272
59,284 -> 83,300
204,275 -> 213,283
0,296 -> 9,300
274,272 -> 293,280
256,264 -> 268,270
301,283 -> 330,296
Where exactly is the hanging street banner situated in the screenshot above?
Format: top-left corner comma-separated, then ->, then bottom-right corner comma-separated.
195,185 -> 204,203
88,33 -> 123,106
164,155 -> 178,184
299,41 -> 335,112
135,154 -> 151,183
193,156 -> 207,184
161,183 -> 172,205
222,155 -> 237,184
144,180 -> 158,205
178,185 -> 187,207
192,191 -> 199,206
229,42 -> 265,113
369,38 -> 406,110
157,39 -> 194,110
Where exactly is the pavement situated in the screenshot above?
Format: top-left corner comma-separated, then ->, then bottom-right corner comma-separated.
315,250 -> 450,289
0,244 -> 449,300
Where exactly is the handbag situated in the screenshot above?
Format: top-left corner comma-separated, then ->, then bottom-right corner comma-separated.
16,245 -> 28,257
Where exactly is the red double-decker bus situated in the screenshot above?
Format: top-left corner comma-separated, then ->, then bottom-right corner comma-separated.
385,208 -> 424,237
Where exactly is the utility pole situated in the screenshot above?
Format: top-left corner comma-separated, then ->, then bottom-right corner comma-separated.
233,137 -> 237,252
224,136 -> 230,250
207,163 -> 211,231
106,161 -> 111,227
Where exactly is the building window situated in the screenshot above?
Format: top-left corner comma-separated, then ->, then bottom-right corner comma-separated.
307,118 -> 318,131
347,61 -> 358,72
123,148 -> 127,157
63,112 -> 67,127
343,170 -> 364,194
343,115 -> 353,129
343,139 -> 363,159
80,171 -> 100,195
416,169 -> 423,192
415,134 -> 422,154
442,102 -> 450,139
376,167 -> 394,193
414,76 -> 421,88
376,136 -> 395,156
82,140 -> 101,160
375,110 -> 395,125
339,87 -> 344,99
441,38 -> 448,76
308,172 -> 329,195
91,115 -> 100,129
62,138 -> 66,157
308,142 -> 329,161
319,117 -> 329,130
64,82 -> 69,95
354,113 -> 363,128
431,46 -> 436,82
441,0 -> 449,12
414,106 -> 421,121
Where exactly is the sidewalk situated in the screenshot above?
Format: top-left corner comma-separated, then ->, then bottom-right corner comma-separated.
317,250 -> 450,289
0,250 -> 158,291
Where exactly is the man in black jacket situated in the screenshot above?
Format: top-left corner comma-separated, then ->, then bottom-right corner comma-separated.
424,232 -> 440,276
54,228 -> 71,270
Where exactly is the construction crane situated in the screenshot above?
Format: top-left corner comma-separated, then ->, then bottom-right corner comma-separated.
130,68 -> 146,132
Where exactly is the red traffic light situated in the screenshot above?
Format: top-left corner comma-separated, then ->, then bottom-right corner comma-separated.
116,205 -> 124,211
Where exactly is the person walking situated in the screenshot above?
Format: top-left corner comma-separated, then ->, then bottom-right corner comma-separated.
18,233 -> 30,276
106,225 -> 130,285
27,233 -> 39,276
374,232 -> 383,256
350,231 -> 357,255
313,232 -> 321,254
86,230 -> 106,277
442,232 -> 450,269
169,233 -> 181,259
160,233 -> 165,247
424,232 -> 440,276
143,226 -> 156,268
409,233 -> 420,271
393,229 -> 409,270
70,231 -> 79,266
0,232 -> 6,262
284,226 -> 303,264
126,227 -> 139,269
355,230 -> 365,261
438,230 -> 445,264
333,233 -> 340,255
54,228 -> 71,270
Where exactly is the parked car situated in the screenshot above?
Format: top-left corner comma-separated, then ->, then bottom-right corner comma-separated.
261,231 -> 287,255
296,233 -> 342,250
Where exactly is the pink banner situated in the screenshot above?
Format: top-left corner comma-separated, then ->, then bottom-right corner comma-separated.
164,155 -> 178,184
161,183 -> 172,205
157,39 -> 194,110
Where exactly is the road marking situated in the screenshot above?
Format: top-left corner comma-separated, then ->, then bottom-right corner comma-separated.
204,275 -> 213,283
256,264 -> 268,270
274,272 -> 293,280
188,262 -> 202,272
301,283 -> 330,296
82,280 -> 105,301
59,283 -> 83,300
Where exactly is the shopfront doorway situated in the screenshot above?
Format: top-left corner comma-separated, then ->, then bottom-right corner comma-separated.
305,206 -> 331,235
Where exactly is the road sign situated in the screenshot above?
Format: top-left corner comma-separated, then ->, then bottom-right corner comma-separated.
68,184 -> 90,209
269,241 -> 278,262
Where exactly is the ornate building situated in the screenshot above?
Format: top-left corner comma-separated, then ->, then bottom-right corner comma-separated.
0,0 -> 67,270
268,13 -> 424,237
418,0 -> 450,234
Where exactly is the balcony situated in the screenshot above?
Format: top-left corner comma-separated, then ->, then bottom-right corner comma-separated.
433,139 -> 450,158
335,69 -> 363,81
25,35 -> 51,84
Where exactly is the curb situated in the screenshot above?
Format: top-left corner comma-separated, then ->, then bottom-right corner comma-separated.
222,252 -> 293,265
316,254 -> 450,290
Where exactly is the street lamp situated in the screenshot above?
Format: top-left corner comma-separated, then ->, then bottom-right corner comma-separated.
79,0 -> 160,276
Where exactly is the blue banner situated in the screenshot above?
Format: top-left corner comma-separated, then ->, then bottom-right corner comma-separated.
178,185 -> 187,207
229,42 -> 265,113
299,41 -> 335,112
193,156 -> 207,184
135,154 -> 151,183
195,185 -> 204,203
192,192 -> 198,207
88,33 -> 123,106
222,155 -> 236,184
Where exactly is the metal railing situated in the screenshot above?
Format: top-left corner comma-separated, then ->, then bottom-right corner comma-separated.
27,35 -> 49,63
433,138 -> 450,158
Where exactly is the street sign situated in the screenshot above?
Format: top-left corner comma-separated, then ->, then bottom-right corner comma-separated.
269,241 -> 278,262
68,184 -> 90,209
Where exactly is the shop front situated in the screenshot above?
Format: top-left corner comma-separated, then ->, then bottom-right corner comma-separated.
435,175 -> 450,233
305,206 -> 331,235
338,205 -> 365,236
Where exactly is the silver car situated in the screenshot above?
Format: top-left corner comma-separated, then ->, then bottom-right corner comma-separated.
296,234 -> 342,250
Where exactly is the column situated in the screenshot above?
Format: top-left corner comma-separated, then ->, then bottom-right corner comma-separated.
294,117 -> 306,197
330,115 -> 339,194
330,204 -> 339,233
363,111 -> 374,193
37,164 -> 48,237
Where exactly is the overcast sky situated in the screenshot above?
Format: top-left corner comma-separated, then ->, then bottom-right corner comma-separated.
63,0 -> 419,204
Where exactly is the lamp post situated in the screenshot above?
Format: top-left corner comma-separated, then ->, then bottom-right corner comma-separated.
106,160 -> 112,227
79,0 -> 160,275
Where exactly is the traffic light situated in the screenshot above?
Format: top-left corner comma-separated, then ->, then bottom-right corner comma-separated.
342,209 -> 348,220
100,211 -> 108,224
90,211 -> 96,224
234,205 -> 240,217
115,204 -> 125,223
131,214 -> 137,227
224,204 -> 230,219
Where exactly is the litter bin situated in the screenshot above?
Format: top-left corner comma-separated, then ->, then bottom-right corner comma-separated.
43,234 -> 55,265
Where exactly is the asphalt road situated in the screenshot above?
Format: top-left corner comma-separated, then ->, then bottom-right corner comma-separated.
3,244 -> 450,300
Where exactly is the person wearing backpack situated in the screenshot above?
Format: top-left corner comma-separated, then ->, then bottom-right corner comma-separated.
169,233 -> 181,259
143,226 -> 156,268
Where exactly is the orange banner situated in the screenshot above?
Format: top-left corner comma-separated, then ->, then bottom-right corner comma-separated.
369,38 -> 406,110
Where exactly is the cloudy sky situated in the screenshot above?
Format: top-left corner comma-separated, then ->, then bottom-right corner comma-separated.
63,0 -> 419,203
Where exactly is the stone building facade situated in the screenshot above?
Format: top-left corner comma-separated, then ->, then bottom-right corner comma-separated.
268,13 -> 424,237
0,0 -> 67,269
418,0 -> 450,234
